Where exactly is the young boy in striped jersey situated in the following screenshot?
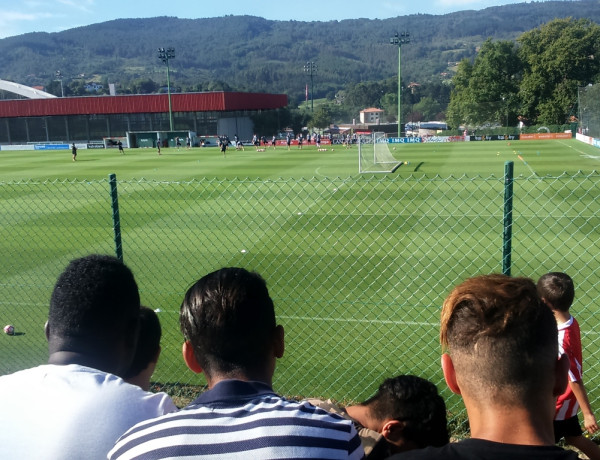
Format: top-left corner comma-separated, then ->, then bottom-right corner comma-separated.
538,272 -> 600,460
109,267 -> 364,460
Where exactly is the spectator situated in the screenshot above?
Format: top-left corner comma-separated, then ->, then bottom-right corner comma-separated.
0,255 -> 177,460
124,306 -> 163,391
538,272 -> 600,460
393,274 -> 576,459
308,374 -> 448,459
109,267 -> 364,459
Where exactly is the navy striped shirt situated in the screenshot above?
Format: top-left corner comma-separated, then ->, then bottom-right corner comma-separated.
109,380 -> 365,459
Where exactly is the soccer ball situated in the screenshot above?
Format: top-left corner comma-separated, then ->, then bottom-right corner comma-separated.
4,324 -> 15,335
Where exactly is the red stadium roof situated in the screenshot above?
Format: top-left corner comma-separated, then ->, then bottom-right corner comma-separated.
0,92 -> 288,118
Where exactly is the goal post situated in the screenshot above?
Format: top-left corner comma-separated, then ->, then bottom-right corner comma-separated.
358,132 -> 403,173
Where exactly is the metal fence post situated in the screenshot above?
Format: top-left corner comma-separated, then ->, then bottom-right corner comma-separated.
109,173 -> 123,262
502,161 -> 514,275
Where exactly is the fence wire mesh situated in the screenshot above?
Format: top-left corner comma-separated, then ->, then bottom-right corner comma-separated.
1,172 -> 599,437
579,84 -> 600,139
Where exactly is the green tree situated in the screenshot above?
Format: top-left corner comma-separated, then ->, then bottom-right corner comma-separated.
380,93 -> 397,122
518,18 -> 600,125
412,97 -> 442,121
130,78 -> 159,94
446,58 -> 475,128
67,80 -> 87,96
446,39 -> 521,129
309,106 -> 332,130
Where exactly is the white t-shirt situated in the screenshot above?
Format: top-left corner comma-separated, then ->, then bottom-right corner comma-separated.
0,364 -> 177,460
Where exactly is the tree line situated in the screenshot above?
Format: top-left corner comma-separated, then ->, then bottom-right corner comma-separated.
0,3 -> 599,131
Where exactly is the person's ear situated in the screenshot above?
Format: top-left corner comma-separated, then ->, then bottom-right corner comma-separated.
441,353 -> 461,395
380,419 -> 407,445
182,341 -> 203,374
44,321 -> 50,341
125,317 -> 140,350
273,325 -> 285,359
151,345 -> 162,365
553,353 -> 570,397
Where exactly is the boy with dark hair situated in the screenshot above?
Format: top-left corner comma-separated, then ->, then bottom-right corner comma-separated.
393,274 -> 576,460
125,306 -> 163,391
538,272 -> 600,460
110,267 -> 364,459
309,374 -> 449,459
0,254 -> 176,460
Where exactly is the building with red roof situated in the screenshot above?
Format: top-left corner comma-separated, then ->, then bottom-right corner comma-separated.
0,91 -> 287,145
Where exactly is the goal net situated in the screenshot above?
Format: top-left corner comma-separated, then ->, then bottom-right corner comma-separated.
358,132 -> 403,173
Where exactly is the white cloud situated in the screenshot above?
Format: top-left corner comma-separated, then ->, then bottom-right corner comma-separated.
56,0 -> 95,13
0,10 -> 57,38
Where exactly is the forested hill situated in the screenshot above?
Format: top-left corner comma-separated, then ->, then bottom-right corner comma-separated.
1,0 -> 599,103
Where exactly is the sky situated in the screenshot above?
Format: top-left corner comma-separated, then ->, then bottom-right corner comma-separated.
0,0 -> 551,39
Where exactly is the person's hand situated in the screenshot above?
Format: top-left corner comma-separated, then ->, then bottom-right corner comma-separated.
583,413 -> 599,434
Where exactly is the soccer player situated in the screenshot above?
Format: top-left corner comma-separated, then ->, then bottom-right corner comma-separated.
392,274 -> 576,460
109,267 -> 364,459
538,272 -> 600,460
71,142 -> 77,161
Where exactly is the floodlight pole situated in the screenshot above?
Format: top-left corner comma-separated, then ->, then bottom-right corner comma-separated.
390,32 -> 410,137
55,70 -> 64,97
158,47 -> 175,131
304,61 -> 317,112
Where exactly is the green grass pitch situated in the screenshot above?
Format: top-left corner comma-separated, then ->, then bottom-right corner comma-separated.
1,139 -> 600,417
2,138 -> 599,180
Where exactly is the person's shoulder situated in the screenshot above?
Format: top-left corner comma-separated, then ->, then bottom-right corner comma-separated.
272,396 -> 358,429
57,364 -> 177,414
390,439 -> 580,460
304,398 -> 347,417
0,364 -> 46,388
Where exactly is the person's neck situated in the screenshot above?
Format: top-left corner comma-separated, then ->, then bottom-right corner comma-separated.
47,351 -> 120,376
553,310 -> 571,324
205,370 -> 273,390
465,399 -> 555,446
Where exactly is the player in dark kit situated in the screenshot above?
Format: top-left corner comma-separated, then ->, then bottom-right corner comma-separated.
220,138 -> 227,157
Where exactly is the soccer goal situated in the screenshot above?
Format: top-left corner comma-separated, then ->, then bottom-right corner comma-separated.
358,132 -> 403,173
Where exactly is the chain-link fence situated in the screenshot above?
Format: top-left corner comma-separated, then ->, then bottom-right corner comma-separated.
2,169 -> 600,436
579,84 -> 600,139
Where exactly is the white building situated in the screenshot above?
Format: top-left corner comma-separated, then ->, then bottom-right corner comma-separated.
359,107 -> 384,124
